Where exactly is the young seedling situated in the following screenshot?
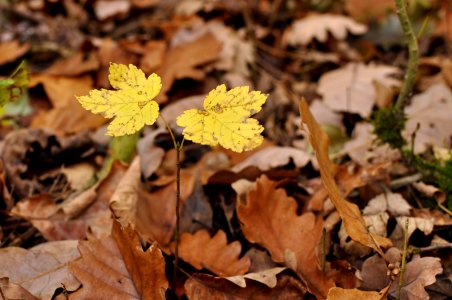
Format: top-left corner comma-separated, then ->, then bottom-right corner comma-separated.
76,63 -> 268,281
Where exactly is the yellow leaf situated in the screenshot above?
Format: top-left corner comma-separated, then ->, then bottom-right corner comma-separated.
76,63 -> 161,136
176,84 -> 267,152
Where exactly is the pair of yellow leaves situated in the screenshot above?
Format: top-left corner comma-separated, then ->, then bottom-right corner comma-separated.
77,63 -> 267,153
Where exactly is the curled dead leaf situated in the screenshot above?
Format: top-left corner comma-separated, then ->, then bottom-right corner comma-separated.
300,98 -> 392,256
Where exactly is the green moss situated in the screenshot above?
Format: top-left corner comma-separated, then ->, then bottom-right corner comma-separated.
409,153 -> 452,209
371,106 -> 406,149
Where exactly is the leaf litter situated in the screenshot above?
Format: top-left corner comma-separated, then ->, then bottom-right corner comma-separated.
0,1 -> 451,299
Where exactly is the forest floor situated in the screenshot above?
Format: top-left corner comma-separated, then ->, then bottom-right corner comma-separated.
0,0 -> 451,299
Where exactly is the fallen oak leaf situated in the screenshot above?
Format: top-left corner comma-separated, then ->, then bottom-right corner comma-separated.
0,241 -> 81,300
171,229 -> 250,277
326,285 -> 390,300
69,221 -> 168,299
184,273 -> 306,300
299,98 -> 392,257
283,14 -> 367,46
237,175 -> 334,299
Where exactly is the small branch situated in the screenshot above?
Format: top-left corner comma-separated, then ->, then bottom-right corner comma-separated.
397,219 -> 410,300
174,142 -> 182,283
158,114 -> 183,283
393,0 -> 419,118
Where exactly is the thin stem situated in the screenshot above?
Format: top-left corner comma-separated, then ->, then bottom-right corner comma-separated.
174,142 -> 181,282
438,202 -> 452,217
397,219 -> 410,300
158,114 -> 183,283
393,0 -> 419,118
159,114 -> 178,150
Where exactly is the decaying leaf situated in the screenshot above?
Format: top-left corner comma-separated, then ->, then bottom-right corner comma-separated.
283,14 -> 367,46
342,123 -> 400,166
317,63 -> 400,117
389,255 -> 442,300
231,146 -> 310,172
157,32 -> 222,97
0,278 -> 39,300
0,40 -> 30,65
344,0 -> 394,23
70,222 -> 167,299
184,273 -> 306,300
403,83 -> 452,153
237,175 -> 334,298
173,229 -> 250,277
300,98 -> 392,256
326,285 -> 389,300
109,156 -> 141,226
224,267 -> 287,288
363,193 -> 411,217
0,241 -> 81,300
44,51 -> 100,76
30,74 -> 106,134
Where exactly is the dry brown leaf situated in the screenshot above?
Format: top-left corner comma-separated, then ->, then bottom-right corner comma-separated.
94,0 -> 131,20
184,273 -> 306,300
363,193 -> 411,217
412,182 -> 446,204
137,129 -> 166,179
96,38 -> 138,87
389,255 -> 443,300
44,52 -> 100,76
156,32 -> 221,99
326,285 -> 389,300
317,63 -> 400,117
344,0 -> 394,23
110,157 -> 142,226
157,95 -> 204,128
139,41 -> 166,73
283,14 -> 367,46
300,98 -> 392,256
403,83 -> 452,153
237,175 -> 334,299
224,267 -> 286,288
361,247 -> 403,291
173,229 -> 250,277
30,74 -> 105,134
342,123 -> 400,166
0,241 -> 81,300
70,222 -> 167,299
0,278 -> 39,300
0,40 -> 30,65
11,161 -> 128,240
231,146 -> 310,173
395,216 -> 434,238
136,171 -> 195,246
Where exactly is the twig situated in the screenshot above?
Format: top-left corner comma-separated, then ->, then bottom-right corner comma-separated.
411,242 -> 452,254
397,219 -> 409,300
393,0 -> 419,118
389,173 -> 422,189
159,114 -> 184,284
